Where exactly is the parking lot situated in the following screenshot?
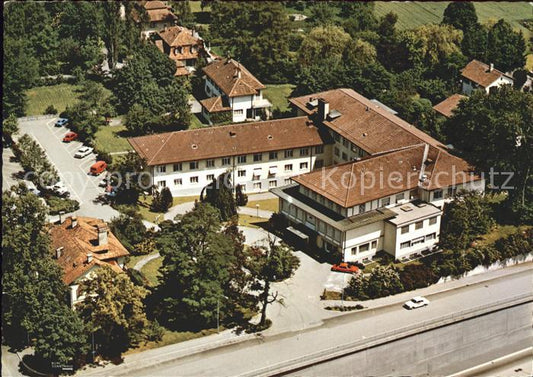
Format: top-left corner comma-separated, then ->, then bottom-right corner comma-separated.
17,118 -> 120,222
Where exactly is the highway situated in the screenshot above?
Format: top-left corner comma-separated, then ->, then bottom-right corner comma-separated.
84,266 -> 532,376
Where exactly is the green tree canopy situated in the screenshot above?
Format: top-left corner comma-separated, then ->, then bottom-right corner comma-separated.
298,25 -> 352,66
200,171 -> 237,221
486,19 -> 526,72
442,2 -> 478,31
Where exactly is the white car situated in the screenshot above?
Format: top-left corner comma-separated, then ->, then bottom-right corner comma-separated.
74,146 -> 94,158
403,296 -> 430,310
52,182 -> 70,197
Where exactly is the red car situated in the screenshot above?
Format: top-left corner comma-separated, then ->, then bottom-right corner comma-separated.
331,263 -> 359,274
63,132 -> 78,142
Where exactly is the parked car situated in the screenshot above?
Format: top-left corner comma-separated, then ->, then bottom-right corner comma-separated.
403,296 -> 430,310
74,146 -> 94,158
55,118 -> 69,127
331,262 -> 359,274
63,132 -> 78,142
52,182 -> 70,198
89,161 -> 107,176
25,181 -> 41,196
98,178 -> 109,187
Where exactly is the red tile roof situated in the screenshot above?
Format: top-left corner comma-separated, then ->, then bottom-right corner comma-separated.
289,88 -> 446,154
293,144 -> 480,208
158,26 -> 199,47
144,1 -> 168,10
200,96 -> 232,112
433,94 -> 467,118
203,58 -> 265,97
128,117 -> 326,166
460,60 -> 509,88
48,217 -> 129,285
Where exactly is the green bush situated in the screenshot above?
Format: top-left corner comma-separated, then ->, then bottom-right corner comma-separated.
151,187 -> 173,212
495,229 -> 533,259
345,266 -> 403,300
46,197 -> 80,215
44,105 -> 58,115
399,263 -> 438,291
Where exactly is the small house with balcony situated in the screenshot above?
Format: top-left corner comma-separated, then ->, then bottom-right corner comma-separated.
138,1 -> 178,38
200,58 -> 272,124
48,216 -> 130,307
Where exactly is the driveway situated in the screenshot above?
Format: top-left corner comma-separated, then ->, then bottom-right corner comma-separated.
17,118 -> 120,222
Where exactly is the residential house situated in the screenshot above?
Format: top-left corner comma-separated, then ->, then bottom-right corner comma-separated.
128,117 -> 329,196
154,26 -> 211,76
200,58 -> 272,124
48,216 -> 130,307
461,59 -> 513,95
433,94 -> 467,118
138,1 -> 178,39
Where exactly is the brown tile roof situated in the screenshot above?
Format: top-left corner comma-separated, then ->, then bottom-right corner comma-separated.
128,116 -> 326,166
203,58 -> 265,97
158,26 -> 199,47
200,96 -> 232,112
289,88 -> 446,154
460,60 -> 508,88
293,144 -> 481,208
48,217 -> 129,285
433,94 -> 467,118
147,8 -> 178,23
144,1 -> 168,10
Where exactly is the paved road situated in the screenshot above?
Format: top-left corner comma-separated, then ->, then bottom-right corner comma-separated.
78,265 -> 532,376
17,118 -> 119,222
2,146 -> 22,191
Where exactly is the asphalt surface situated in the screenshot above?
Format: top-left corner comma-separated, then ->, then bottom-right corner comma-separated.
78,265 -> 532,376
17,118 -> 120,222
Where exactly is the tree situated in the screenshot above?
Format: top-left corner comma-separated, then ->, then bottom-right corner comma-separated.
298,25 -> 352,66
125,104 -> 158,136
341,2 -> 378,36
461,23 -> 488,61
3,115 -> 19,145
235,184 -> 248,206
439,191 -> 495,250
171,0 -> 194,28
343,39 -> 377,69
109,208 -> 147,252
101,1 -> 124,70
200,171 -> 237,221
486,19 -> 526,72
111,152 -> 149,205
154,203 -> 239,329
63,101 -> 101,141
345,265 -> 403,299
308,2 -> 336,27
442,2 -> 478,31
249,239 -> 300,327
445,86 -> 532,223
210,2 -> 292,82
76,266 -> 150,358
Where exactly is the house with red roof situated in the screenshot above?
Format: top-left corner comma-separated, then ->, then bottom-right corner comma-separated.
461,60 -> 513,95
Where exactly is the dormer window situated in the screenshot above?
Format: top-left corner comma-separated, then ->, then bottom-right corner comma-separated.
174,47 -> 183,54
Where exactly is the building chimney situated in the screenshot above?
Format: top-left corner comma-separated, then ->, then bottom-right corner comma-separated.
317,98 -> 329,121
489,63 -> 494,72
86,253 -> 93,264
56,247 -> 64,259
97,224 -> 108,246
71,216 -> 78,228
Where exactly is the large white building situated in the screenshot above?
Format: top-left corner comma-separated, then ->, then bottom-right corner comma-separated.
460,59 -> 513,95
200,58 -> 272,124
129,88 -> 484,261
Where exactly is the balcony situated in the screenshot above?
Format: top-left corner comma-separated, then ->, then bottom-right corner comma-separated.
252,98 -> 272,109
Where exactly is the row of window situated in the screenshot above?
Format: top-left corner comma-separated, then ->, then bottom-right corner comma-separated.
159,178 -> 292,189
400,216 -> 438,234
400,233 -> 437,249
351,240 -> 378,255
155,147 -> 325,173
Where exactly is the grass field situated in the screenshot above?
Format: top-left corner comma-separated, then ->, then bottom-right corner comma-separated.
25,84 -> 82,116
527,54 -> 533,71
238,214 -> 267,228
264,84 -> 296,114
93,124 -> 133,154
141,256 -> 163,287
246,198 -> 279,213
374,2 -> 532,38
137,195 -> 199,223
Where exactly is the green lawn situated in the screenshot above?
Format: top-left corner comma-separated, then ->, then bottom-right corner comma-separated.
238,214 -> 267,229
137,195 -> 199,223
374,2 -> 532,38
246,198 -> 279,213
25,84 -> 82,116
126,327 -> 221,354
263,84 -> 296,114
141,256 -> 163,287
93,124 -> 133,154
527,54 -> 533,71
190,113 -> 207,129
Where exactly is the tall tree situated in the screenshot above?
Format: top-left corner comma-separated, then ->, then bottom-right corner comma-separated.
298,25 -> 352,66
341,2 -> 378,36
461,23 -> 488,61
486,19 -> 526,72
445,86 -> 532,223
442,2 -> 478,31
101,1 -> 124,70
248,239 -> 299,327
109,208 -> 148,253
76,266 -> 150,358
3,114 -> 19,145
200,171 -> 237,221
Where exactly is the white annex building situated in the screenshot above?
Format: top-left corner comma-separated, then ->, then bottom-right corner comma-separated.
129,88 -> 484,262
460,59 -> 514,95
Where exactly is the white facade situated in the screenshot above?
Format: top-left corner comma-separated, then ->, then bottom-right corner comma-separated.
462,75 -> 514,95
203,77 -> 272,124
151,146 -> 327,196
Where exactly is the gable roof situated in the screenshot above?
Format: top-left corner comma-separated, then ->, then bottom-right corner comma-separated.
460,59 -> 511,88
289,88 -> 446,154
433,94 -> 467,118
292,144 -> 480,208
199,96 -> 232,112
203,58 -> 265,97
158,26 -> 200,47
144,1 -> 168,10
128,116 -> 326,166
48,217 -> 129,285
